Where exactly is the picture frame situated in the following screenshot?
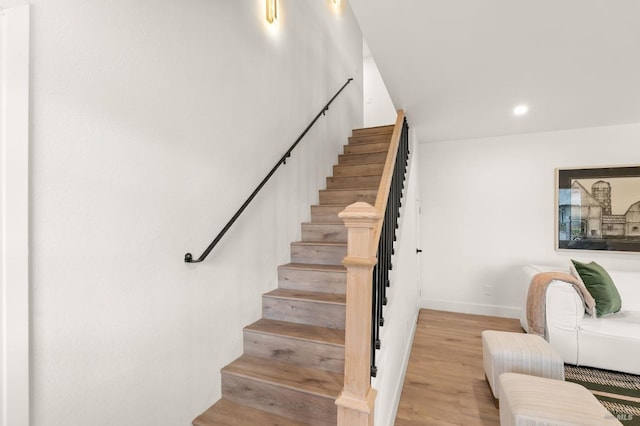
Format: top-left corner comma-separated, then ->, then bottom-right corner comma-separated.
556,165 -> 640,253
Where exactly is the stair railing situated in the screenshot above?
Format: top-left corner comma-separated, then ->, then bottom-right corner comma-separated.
336,110 -> 409,426
184,78 -> 353,263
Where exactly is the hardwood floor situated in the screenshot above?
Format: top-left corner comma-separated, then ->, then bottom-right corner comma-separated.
394,309 -> 523,425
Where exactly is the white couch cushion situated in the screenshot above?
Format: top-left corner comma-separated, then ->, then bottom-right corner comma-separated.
580,311 -> 640,339
579,311 -> 640,375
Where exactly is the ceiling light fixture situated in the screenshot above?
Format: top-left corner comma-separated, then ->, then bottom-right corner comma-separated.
513,104 -> 529,116
266,0 -> 279,24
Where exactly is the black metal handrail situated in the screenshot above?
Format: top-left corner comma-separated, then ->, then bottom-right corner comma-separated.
371,117 -> 409,377
185,78 -> 353,263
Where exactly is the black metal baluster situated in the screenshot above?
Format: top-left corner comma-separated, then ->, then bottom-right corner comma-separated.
371,261 -> 378,377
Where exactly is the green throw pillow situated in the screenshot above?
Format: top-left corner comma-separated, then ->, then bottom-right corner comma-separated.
570,260 -> 621,317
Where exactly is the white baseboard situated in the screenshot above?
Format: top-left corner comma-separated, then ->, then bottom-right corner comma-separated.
421,298 -> 521,319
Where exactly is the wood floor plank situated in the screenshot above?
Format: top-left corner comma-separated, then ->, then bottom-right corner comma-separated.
394,309 -> 522,425
193,399 -> 307,426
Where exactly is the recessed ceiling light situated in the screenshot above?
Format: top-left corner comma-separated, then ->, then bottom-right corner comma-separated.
513,104 -> 529,116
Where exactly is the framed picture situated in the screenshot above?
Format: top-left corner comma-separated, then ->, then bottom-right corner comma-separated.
556,165 -> 640,253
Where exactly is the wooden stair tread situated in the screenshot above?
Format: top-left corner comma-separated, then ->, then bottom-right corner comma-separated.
264,288 -> 346,305
325,175 -> 382,190
343,142 -> 390,154
334,161 -> 385,166
347,137 -> 392,145
350,132 -> 392,138
352,124 -> 394,133
222,355 -> 343,398
245,318 -> 345,347
290,241 -> 347,247
332,183 -> 380,187
343,147 -> 389,153
326,184 -> 379,190
327,174 -> 382,179
332,163 -> 385,177
278,263 -> 346,273
319,188 -> 377,193
193,399 -> 308,426
339,150 -> 388,156
318,187 -> 377,206
319,188 -> 378,192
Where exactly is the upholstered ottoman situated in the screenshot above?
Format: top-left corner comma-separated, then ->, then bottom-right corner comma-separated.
499,373 -> 622,425
482,330 -> 564,399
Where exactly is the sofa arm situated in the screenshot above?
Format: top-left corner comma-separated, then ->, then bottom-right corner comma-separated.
546,280 -> 584,364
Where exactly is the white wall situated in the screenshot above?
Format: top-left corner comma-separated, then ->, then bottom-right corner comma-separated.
372,131 -> 421,426
28,1 -> 362,425
419,123 -> 640,318
363,53 -> 396,127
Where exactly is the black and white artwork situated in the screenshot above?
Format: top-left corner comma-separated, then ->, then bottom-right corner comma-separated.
556,166 -> 640,252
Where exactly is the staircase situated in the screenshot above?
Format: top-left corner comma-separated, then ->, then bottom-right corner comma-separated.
193,124 -> 395,426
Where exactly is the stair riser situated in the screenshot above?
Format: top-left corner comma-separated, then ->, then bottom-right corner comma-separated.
310,206 -> 345,223
338,151 -> 388,165
351,124 -> 395,136
243,331 -> 344,373
352,126 -> 394,137
319,190 -> 377,205
332,163 -> 384,177
263,297 -> 345,329
222,373 -> 337,425
291,244 -> 346,265
278,267 -> 346,294
301,223 -> 347,243
348,134 -> 392,145
343,142 -> 390,155
326,175 -> 381,190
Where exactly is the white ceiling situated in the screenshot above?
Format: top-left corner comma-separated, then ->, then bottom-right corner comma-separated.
350,0 -> 640,142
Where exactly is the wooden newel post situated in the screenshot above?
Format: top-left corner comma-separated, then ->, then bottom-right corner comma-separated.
336,202 -> 380,426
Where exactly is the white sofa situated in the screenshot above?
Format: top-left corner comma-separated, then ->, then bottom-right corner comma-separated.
521,264 -> 640,375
